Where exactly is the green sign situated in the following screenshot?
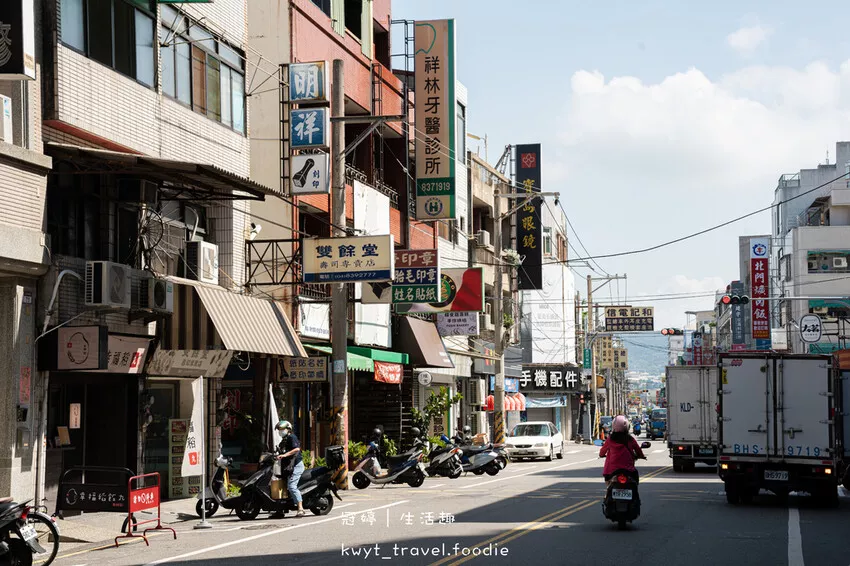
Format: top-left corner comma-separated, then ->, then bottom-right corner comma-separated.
808,342 -> 841,354
808,299 -> 850,309
583,348 -> 592,369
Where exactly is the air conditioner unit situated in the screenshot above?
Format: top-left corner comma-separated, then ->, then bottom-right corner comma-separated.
474,230 -> 491,248
833,257 -> 848,269
140,275 -> 174,313
465,377 -> 486,406
479,313 -> 495,332
0,95 -> 11,144
85,261 -> 132,308
807,260 -> 818,271
185,241 -> 219,285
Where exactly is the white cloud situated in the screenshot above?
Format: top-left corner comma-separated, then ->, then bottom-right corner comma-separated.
727,24 -> 773,55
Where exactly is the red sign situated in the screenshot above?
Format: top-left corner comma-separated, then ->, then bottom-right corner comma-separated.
750,251 -> 770,340
129,486 -> 159,513
374,361 -> 402,384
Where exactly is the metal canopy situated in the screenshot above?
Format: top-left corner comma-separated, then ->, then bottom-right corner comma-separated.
45,142 -> 279,201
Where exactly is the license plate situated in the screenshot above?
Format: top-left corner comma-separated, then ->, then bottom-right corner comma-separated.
19,524 -> 37,542
515,451 -> 532,455
698,448 -> 714,455
764,470 -> 789,481
612,489 -> 633,501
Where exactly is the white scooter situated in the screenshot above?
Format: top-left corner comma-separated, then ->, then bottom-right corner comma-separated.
451,431 -> 502,476
352,439 -> 427,489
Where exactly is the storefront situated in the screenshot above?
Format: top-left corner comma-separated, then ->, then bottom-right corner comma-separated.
519,364 -> 582,440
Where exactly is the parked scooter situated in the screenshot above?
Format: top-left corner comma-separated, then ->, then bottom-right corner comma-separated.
352,432 -> 427,489
234,447 -> 344,520
0,498 -> 59,566
451,429 -> 501,476
424,434 -> 464,479
195,455 -> 244,518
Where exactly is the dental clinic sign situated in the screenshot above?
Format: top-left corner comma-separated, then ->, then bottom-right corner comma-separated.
302,235 -> 394,283
0,0 -> 36,80
750,237 -> 771,350
414,19 -> 456,221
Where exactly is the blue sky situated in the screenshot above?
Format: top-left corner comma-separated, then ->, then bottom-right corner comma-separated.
392,0 -> 850,327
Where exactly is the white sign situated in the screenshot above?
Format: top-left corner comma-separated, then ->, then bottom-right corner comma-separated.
799,314 -> 823,343
299,301 -> 329,339
92,335 -> 151,374
417,371 -> 433,386
181,378 -> 205,477
290,153 -> 330,195
69,403 -> 81,429
302,235 -> 394,283
147,350 -> 233,378
269,384 -> 282,451
436,311 -> 480,336
57,326 -> 104,370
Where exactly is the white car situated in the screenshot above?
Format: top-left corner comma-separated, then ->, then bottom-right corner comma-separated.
504,421 -> 564,461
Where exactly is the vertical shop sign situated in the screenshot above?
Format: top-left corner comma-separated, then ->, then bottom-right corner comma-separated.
181,379 -> 204,478
730,280 -> 746,350
414,19 -> 456,220
515,144 -> 542,289
168,419 -> 189,499
749,237 -> 771,350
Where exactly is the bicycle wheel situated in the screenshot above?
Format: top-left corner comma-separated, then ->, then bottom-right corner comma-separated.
27,512 -> 60,566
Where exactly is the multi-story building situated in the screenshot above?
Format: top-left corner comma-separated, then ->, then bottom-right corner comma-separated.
772,142 -> 850,353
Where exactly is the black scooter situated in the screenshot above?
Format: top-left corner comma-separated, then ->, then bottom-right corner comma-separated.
0,498 -> 51,566
195,455 -> 244,518
603,468 -> 642,529
235,446 -> 344,520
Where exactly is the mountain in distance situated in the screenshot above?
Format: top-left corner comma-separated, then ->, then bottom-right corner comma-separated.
616,333 -> 669,377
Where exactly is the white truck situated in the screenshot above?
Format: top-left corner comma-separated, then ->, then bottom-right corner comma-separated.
666,366 -> 718,472
717,353 -> 839,505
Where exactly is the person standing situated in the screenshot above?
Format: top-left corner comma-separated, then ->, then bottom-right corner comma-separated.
273,420 -> 305,518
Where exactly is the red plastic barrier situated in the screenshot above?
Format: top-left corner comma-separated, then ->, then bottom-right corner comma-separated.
114,472 -> 176,547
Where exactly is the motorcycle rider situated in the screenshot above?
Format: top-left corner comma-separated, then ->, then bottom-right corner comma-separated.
272,420 -> 305,518
599,415 -> 645,489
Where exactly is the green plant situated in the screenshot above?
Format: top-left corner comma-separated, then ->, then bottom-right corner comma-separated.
428,435 -> 446,449
348,441 -> 368,463
410,386 -> 463,434
301,449 -> 327,468
226,483 -> 241,497
503,313 -> 514,328
381,436 -> 398,457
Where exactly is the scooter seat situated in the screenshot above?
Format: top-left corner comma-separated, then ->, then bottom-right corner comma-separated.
460,446 -> 489,456
386,454 -> 412,466
300,466 -> 329,483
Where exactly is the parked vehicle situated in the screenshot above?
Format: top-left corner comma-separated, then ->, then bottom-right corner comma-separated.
0,498 -> 60,566
647,408 -> 667,440
718,354 -> 838,506
504,422 -> 564,461
424,435 -> 464,479
839,353 -> 850,490
667,366 -> 719,472
235,446 -> 344,520
352,440 -> 426,489
451,433 -> 502,476
196,455 -> 244,518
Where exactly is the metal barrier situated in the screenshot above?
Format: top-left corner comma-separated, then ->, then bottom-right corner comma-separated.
55,466 -> 135,519
114,473 -> 176,547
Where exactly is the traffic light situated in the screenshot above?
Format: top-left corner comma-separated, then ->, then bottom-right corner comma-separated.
661,328 -> 683,335
720,294 -> 749,305
579,393 -> 585,405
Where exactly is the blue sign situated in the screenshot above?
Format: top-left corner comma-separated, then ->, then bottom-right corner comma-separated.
490,376 -> 519,393
291,108 -> 329,149
288,61 -> 327,103
755,338 -> 772,351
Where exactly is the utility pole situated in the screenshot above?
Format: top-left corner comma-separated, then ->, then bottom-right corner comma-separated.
493,182 -> 505,444
330,59 -> 348,489
587,275 -> 597,440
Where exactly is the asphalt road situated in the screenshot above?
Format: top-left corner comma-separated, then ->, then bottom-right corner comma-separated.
49,439 -> 850,566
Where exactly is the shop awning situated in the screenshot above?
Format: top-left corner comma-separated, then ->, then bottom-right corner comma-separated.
484,393 -> 526,412
396,316 -> 454,369
348,346 -> 409,366
45,142 -> 279,200
303,344 -> 374,372
171,278 -> 307,357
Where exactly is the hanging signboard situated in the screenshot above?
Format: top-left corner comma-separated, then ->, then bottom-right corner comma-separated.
603,306 -> 655,332
519,365 -> 582,393
290,153 -> 330,195
168,419 -> 190,499
91,335 -> 152,374
181,379 -> 204,478
281,356 -> 328,382
361,249 -> 440,304
288,61 -> 328,103
302,235 -> 394,283
414,19 -> 457,221
38,326 -> 109,371
290,107 -> 329,149
147,350 -> 233,378
395,268 -> 484,314
799,314 -> 823,344
730,280 -> 747,349
436,311 -> 480,336
749,237 -> 772,350
0,0 -> 36,80
515,143 -> 542,290
374,361 -> 402,384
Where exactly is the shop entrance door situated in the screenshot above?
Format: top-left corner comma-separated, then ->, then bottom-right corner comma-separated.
84,382 -> 129,469
143,383 -> 177,482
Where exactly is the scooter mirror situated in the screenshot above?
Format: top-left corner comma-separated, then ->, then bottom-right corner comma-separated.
640,442 -> 651,449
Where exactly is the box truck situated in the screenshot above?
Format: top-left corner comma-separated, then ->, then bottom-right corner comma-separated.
666,366 -> 718,472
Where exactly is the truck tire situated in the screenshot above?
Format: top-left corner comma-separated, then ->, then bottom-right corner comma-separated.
672,458 -> 683,473
724,483 -> 740,504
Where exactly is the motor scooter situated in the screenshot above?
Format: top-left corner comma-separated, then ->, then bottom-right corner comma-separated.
0,498 -> 57,566
352,440 -> 427,489
234,446 -> 344,520
601,441 -> 650,530
195,455 -> 245,518
424,435 -> 464,479
451,433 -> 501,476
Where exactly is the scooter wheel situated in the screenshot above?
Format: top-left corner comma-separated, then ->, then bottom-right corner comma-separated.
485,463 -> 499,476
472,468 -> 486,476
235,494 -> 261,521
407,468 -> 425,488
2,539 -> 33,566
196,498 -> 219,519
352,472 -> 371,490
448,466 -> 462,479
310,493 -> 335,516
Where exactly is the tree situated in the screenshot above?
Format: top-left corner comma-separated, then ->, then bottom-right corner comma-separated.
410,386 -> 463,435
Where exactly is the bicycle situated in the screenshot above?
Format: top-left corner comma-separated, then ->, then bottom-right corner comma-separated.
27,506 -> 60,566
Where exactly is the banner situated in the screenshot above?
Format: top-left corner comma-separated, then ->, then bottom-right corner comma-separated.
414,19 -> 457,220
515,144 -> 542,289
181,378 -> 205,477
269,385 -> 282,451
374,361 -> 402,384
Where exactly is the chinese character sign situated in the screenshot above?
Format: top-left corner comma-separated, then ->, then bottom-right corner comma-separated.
730,281 -> 746,348
515,143 -> 542,290
749,237 -> 771,347
302,235 -> 394,283
288,61 -> 327,103
414,20 -> 456,221
282,356 -> 328,382
290,107 -> 329,149
436,311 -> 479,336
181,379 -> 204,478
519,365 -> 581,392
395,268 -> 485,314
392,249 -> 440,304
0,0 -> 36,80
603,306 -> 654,332
290,153 -> 330,195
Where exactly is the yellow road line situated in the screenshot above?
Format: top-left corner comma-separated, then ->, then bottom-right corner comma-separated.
429,499 -> 595,566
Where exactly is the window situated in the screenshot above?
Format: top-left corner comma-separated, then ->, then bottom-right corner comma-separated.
542,227 -> 553,256
60,0 -> 155,87
457,103 -> 466,166
344,0 -> 362,39
160,11 -> 246,133
311,0 -> 331,17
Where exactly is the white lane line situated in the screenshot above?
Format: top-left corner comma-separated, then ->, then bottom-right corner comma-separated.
144,500 -> 409,565
426,483 -> 445,489
652,449 -> 667,454
565,450 -> 581,455
788,507 -> 804,566
466,457 -> 598,489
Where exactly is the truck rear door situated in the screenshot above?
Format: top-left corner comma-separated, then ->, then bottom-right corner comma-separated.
719,356 -> 772,458
667,367 -> 702,444
700,366 -> 719,445
775,356 -> 832,461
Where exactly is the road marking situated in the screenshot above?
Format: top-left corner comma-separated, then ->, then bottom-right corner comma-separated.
642,466 -> 672,481
565,450 -> 581,454
788,507 -> 804,566
430,499 -> 597,566
466,457 -> 598,489
426,483 -> 445,489
652,449 -> 667,454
